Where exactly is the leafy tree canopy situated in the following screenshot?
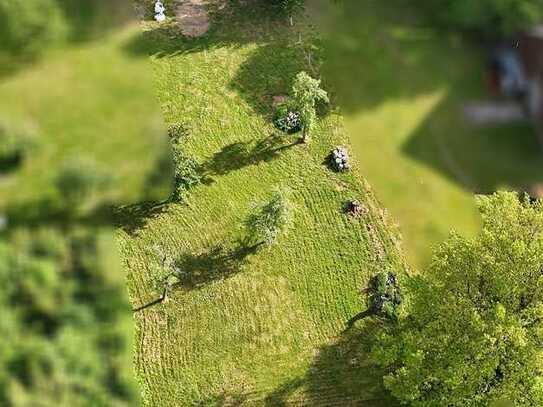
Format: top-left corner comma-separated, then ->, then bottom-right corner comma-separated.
372,191 -> 543,406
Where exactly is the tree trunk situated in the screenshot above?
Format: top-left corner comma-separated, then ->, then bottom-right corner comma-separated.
289,15 -> 293,26
301,127 -> 308,143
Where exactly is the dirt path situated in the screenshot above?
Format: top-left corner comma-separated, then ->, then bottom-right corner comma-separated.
175,0 -> 210,37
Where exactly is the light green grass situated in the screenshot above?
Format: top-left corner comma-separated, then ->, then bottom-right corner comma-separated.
315,0 -> 542,268
121,4 -> 405,405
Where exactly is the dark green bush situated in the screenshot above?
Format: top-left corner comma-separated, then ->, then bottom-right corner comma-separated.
367,271 -> 401,320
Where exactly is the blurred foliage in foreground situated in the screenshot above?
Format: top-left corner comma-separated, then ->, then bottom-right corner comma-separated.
0,228 -> 138,406
0,0 -> 169,405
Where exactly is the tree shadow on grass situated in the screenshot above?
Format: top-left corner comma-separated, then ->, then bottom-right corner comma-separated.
401,93 -> 543,194
203,133 -> 300,178
229,42 -> 308,117
122,1 -> 287,59
265,322 -> 398,406
174,241 -> 262,290
319,0 -> 471,114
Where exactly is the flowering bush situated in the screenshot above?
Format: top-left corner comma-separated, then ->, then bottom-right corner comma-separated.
274,104 -> 302,134
330,146 -> 350,172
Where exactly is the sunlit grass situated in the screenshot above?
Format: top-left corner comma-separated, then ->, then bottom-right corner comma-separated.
120,5 -> 405,405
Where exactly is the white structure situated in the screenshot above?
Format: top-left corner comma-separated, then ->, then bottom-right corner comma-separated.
154,1 -> 166,22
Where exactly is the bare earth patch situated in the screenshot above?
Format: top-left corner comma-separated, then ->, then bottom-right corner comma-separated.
176,0 -> 210,37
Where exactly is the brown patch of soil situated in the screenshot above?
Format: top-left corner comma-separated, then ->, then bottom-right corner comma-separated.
176,0 -> 210,38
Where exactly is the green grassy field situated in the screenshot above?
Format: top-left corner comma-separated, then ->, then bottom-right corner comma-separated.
121,4 -> 406,405
314,0 -> 542,268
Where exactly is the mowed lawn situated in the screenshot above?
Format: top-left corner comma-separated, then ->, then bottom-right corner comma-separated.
121,4 -> 405,405
314,0 -> 543,268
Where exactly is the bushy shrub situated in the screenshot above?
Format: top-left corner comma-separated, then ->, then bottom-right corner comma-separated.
0,0 -> 67,56
172,152 -> 202,202
329,146 -> 350,172
274,103 -> 302,134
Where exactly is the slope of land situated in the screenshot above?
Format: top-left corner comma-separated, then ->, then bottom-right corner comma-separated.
121,3 -> 406,405
313,0 -> 541,268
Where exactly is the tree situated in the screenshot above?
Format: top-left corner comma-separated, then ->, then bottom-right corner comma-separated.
172,151 -> 202,202
245,187 -> 293,247
291,71 -> 329,143
371,192 -> 543,406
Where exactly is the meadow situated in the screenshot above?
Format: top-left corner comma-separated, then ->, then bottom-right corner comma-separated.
121,2 -> 407,404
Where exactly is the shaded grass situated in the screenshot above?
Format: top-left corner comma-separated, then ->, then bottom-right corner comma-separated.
121,4 -> 406,405
315,0 -> 542,268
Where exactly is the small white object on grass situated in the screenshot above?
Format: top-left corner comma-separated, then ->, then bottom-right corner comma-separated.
154,0 -> 166,22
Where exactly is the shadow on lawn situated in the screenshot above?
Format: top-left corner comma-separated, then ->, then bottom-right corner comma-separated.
123,1 -> 288,60
320,0 -> 543,194
175,241 -> 262,289
265,322 -> 398,406
229,42 -> 308,117
132,241 -> 261,312
3,138 -> 175,234
203,133 -> 299,178
402,95 -> 543,194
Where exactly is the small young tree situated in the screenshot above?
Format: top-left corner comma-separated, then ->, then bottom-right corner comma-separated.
291,71 -> 329,143
371,192 -> 543,406
245,187 -> 293,247
172,151 -> 202,202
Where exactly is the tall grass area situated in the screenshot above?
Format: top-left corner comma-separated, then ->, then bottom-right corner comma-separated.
121,3 -> 406,405
314,0 -> 541,268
